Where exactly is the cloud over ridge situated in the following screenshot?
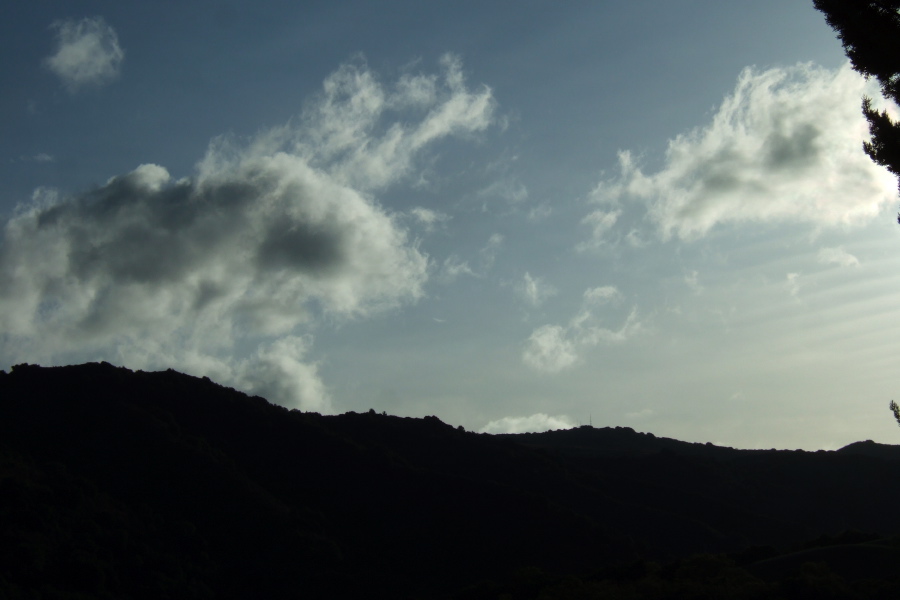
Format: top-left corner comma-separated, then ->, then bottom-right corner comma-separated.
479,413 -> 577,434
0,56 -> 496,411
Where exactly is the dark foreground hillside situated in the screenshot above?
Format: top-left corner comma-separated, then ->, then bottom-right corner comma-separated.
2,363 -> 900,599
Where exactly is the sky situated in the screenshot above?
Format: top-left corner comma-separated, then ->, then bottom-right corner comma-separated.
2,1 -> 899,450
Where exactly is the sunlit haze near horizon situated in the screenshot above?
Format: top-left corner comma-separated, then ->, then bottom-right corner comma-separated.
2,1 -> 899,450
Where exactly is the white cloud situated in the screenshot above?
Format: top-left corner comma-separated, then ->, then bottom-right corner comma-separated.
523,285 -> 641,373
582,285 -> 621,305
44,17 -> 124,92
578,208 -> 621,250
409,207 -> 450,231
478,178 -> 529,204
522,324 -> 579,373
437,255 -> 476,282
625,228 -> 648,248
298,53 -> 495,191
235,336 -> 332,413
685,270 -> 703,293
591,63 -> 898,240
818,246 -> 860,268
519,272 -> 557,307
527,204 -> 552,222
786,272 -> 802,298
436,233 -> 503,283
625,408 -> 655,420
479,413 -> 576,434
0,57 -> 497,410
481,233 -> 503,264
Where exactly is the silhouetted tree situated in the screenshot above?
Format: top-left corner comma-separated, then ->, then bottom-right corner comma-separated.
891,400 -> 900,427
814,1 -> 900,200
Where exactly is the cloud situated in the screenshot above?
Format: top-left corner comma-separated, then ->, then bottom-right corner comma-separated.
438,233 -> 503,282
478,177 -> 529,204
297,53 -> 495,191
818,246 -> 860,268
582,285 -> 621,305
0,57 -> 496,410
522,325 -> 579,373
437,255 -> 476,282
591,63 -> 898,240
235,336 -> 331,412
44,17 -> 124,92
786,272 -> 802,298
527,204 -> 552,222
518,272 -> 556,307
685,270 -> 703,293
625,408 -> 655,420
479,413 -> 576,434
409,207 -> 450,232
523,286 -> 641,373
578,209 -> 621,250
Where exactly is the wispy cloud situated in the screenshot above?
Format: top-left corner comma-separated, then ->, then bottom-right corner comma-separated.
684,270 -> 703,293
578,208 -> 621,250
478,177 -> 528,204
479,413 -> 576,434
408,207 -> 450,232
0,57 -> 497,410
436,233 -> 503,283
437,255 -> 477,282
589,63 -> 897,240
518,272 -> 557,307
44,17 -> 124,92
785,272 -> 802,299
818,246 -> 860,268
625,408 -> 655,420
523,285 -> 641,373
297,53 -> 495,191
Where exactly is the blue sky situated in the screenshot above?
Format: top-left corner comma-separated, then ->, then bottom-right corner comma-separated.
2,1 -> 899,449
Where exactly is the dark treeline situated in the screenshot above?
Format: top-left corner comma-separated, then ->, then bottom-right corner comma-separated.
2,362 -> 900,599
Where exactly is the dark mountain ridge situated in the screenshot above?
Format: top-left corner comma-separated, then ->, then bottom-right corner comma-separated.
505,423 -> 900,460
2,362 -> 899,599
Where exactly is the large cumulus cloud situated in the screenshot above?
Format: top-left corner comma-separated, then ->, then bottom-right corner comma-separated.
0,56 -> 496,411
589,62 -> 898,241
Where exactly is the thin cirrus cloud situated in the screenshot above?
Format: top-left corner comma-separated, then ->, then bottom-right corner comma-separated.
587,62 -> 898,242
0,56 -> 496,411
522,285 -> 641,373
44,16 -> 124,92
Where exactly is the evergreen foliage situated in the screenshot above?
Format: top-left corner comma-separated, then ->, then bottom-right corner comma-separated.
814,0 -> 900,197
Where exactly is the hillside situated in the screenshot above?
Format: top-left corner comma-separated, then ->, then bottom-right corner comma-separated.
2,362 -> 900,599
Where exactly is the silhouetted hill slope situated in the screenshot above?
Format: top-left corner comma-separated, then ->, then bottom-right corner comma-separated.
2,363 -> 900,599
505,424 -> 900,460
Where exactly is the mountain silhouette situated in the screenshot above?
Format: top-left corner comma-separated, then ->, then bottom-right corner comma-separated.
2,362 -> 899,599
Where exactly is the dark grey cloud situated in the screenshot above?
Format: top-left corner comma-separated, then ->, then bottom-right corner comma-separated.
0,57 -> 496,411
